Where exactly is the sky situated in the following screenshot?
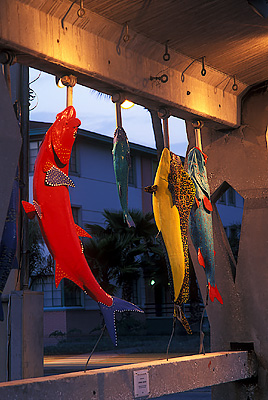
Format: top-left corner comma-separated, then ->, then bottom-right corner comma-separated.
29,68 -> 189,157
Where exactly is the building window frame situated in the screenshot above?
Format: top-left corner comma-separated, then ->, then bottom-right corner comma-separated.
129,155 -> 137,187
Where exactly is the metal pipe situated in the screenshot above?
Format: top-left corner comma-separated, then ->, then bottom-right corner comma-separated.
115,102 -> 122,128
66,86 -> 73,107
192,120 -> 203,151
162,118 -> 170,149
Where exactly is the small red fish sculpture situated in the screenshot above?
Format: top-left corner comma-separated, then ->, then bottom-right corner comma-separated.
22,106 -> 143,345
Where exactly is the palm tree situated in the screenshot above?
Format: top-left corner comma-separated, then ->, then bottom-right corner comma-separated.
84,209 -> 164,303
28,219 -> 53,288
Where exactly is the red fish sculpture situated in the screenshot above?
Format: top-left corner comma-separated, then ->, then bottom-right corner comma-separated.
22,106 -> 143,345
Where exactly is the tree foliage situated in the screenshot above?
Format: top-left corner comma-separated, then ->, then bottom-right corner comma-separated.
84,209 -> 165,302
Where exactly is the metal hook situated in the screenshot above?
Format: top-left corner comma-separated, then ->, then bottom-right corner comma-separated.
61,0 -> 76,29
181,56 -> 206,82
123,22 -> 130,42
116,22 -> 130,55
77,0 -> 85,17
201,56 -> 206,76
150,74 -> 169,83
163,41 -> 170,62
232,75 -> 238,91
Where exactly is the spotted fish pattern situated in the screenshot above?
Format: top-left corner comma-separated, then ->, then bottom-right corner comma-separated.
168,152 -> 196,333
187,147 -> 223,304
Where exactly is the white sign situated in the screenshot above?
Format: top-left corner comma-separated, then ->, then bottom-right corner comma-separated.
133,369 -> 149,398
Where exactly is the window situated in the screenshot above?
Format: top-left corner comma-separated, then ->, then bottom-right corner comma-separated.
71,206 -> 81,225
29,140 -> 78,174
32,276 -> 62,307
69,143 -> 78,174
129,155 -> 136,186
29,140 -> 43,173
227,187 -> 236,206
217,192 -> 226,205
32,276 -> 83,308
63,279 -> 82,307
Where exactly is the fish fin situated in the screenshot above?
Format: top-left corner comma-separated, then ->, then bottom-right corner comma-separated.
45,166 -> 75,188
174,304 -> 192,335
55,263 -> 82,289
203,196 -> 213,212
21,201 -> 36,220
195,196 -> 200,208
208,283 -> 223,304
144,185 -> 157,194
124,212 -> 136,228
55,262 -> 64,288
33,200 -> 42,219
75,224 -> 92,238
198,248 -> 206,268
98,296 -> 143,346
0,294 -> 4,321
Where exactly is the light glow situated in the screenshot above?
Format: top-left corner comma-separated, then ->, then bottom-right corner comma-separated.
121,100 -> 134,109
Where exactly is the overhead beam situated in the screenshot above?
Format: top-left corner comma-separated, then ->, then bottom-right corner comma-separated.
0,351 -> 257,399
0,0 -> 247,128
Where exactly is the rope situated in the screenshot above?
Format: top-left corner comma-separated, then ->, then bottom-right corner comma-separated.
84,324 -> 106,372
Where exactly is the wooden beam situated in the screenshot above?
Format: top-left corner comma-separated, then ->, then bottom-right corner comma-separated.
0,351 -> 257,399
0,0 -> 247,128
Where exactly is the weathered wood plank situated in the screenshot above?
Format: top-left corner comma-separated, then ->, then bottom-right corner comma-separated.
0,0 -> 246,127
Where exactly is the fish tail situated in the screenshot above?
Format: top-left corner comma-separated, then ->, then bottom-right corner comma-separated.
208,283 -> 223,304
0,294 -> 4,321
98,296 -> 143,346
124,212 -> 135,228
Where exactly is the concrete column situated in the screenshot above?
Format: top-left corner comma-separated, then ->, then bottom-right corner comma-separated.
186,83 -> 268,399
0,291 -> 44,382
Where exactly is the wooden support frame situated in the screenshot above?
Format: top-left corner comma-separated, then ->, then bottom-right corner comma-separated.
0,351 -> 257,399
0,0 -> 247,128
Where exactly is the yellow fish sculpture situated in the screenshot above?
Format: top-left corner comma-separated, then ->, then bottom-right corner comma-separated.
145,148 -> 195,333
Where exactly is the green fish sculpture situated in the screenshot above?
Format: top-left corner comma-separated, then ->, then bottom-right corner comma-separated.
112,127 -> 135,228
188,147 -> 223,304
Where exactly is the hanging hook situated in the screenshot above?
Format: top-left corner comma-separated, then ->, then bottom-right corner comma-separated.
163,41 -> 170,62
150,74 -> 169,84
201,56 -> 206,76
123,22 -> 130,42
77,0 -> 85,17
61,0 -> 76,29
158,108 -> 170,149
215,74 -> 239,94
232,75 -> 238,91
116,22 -> 130,55
192,120 -> 204,151
181,56 -> 206,82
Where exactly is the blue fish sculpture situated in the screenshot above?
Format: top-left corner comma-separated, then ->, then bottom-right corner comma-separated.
0,170 -> 19,320
112,127 -> 135,228
187,147 -> 223,304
